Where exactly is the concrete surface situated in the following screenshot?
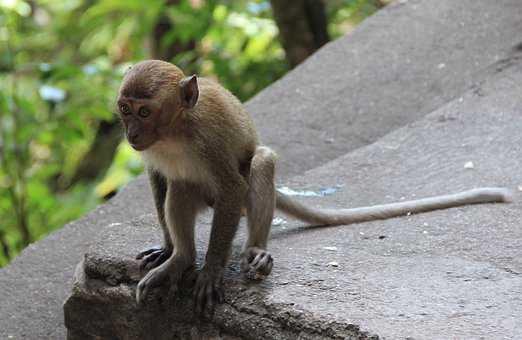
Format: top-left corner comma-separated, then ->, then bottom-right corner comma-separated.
64,215 -> 379,340
249,0 -> 522,178
64,54 -> 522,338
2,0 -> 522,339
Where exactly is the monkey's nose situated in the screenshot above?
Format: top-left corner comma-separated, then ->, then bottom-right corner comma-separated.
128,132 -> 139,143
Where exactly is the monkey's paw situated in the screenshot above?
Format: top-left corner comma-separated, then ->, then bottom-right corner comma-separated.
135,255 -> 186,306
193,266 -> 224,317
240,247 -> 273,280
136,245 -> 172,270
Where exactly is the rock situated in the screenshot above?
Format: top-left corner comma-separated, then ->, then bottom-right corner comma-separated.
64,215 -> 375,339
249,0 -> 522,178
268,60 -> 522,339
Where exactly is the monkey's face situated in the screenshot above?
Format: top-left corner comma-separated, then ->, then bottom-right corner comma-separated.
117,96 -> 167,151
116,60 -> 199,151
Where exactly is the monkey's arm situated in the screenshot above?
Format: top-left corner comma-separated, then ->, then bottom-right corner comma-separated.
135,168 -> 173,269
136,181 -> 201,305
276,187 -> 512,226
194,174 -> 248,314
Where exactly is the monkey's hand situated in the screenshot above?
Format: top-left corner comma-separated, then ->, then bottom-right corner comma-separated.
193,265 -> 224,317
136,254 -> 187,306
240,247 -> 273,280
136,245 -> 173,271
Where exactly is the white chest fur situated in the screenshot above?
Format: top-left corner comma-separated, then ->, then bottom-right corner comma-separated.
141,141 -> 210,183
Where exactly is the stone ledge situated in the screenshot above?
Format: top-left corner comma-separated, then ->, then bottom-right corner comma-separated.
64,216 -> 377,340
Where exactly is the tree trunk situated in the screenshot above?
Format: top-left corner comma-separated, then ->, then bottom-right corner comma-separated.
270,0 -> 330,68
151,0 -> 196,61
0,230 -> 10,262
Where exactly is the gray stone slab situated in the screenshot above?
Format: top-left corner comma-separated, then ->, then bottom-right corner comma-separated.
64,55 -> 522,338
250,0 -> 522,178
64,215 -> 375,340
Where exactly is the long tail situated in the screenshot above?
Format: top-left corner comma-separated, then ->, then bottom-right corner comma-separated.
276,187 -> 512,226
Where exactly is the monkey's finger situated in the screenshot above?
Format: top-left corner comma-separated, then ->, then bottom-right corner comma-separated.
255,256 -> 273,277
204,283 -> 215,317
145,251 -> 170,270
194,284 -> 206,315
136,266 -> 169,305
184,267 -> 198,286
249,252 -> 267,268
136,280 -> 150,305
193,280 -> 202,309
136,250 -> 153,260
139,250 -> 163,270
215,282 -> 224,304
243,247 -> 258,262
198,284 -> 208,314
167,283 -> 179,301
136,245 -> 163,260
252,253 -> 272,270
192,281 -> 200,300
136,274 -> 158,305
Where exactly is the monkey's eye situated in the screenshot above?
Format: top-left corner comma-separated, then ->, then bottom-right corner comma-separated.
138,107 -> 150,118
119,103 -> 131,115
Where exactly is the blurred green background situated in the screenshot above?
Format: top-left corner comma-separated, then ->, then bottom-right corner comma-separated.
0,0 -> 387,266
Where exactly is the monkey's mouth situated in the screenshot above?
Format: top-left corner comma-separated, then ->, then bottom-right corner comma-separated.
129,142 -> 149,151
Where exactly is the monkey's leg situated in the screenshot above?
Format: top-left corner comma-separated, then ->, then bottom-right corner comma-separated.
241,146 -> 277,278
136,182 -> 200,305
136,169 -> 173,270
194,180 -> 246,315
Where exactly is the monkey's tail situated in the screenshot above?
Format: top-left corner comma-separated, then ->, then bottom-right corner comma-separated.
275,187 -> 513,226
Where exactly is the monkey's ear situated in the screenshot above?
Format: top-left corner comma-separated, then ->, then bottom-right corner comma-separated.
179,75 -> 199,109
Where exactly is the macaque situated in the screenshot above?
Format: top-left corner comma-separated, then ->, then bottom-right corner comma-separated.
116,60 -> 511,314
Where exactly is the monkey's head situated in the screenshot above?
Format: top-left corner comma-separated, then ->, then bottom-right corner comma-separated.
116,60 -> 199,151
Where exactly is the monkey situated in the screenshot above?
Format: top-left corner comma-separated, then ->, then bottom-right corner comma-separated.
116,60 -> 511,314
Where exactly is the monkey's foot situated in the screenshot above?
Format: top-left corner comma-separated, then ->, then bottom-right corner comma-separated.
136,245 -> 172,270
193,266 -> 224,317
135,255 -> 186,306
240,247 -> 273,280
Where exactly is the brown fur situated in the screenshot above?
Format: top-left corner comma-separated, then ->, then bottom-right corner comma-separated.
118,60 -> 511,314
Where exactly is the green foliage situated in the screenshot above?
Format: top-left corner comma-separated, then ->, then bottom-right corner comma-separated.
0,1 -> 125,265
0,0 -> 379,267
328,0 -> 382,37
